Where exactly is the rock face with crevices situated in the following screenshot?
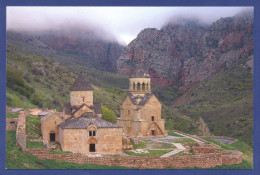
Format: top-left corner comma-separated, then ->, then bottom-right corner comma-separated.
117,10 -> 253,90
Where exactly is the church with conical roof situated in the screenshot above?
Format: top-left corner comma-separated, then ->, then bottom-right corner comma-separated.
41,74 -> 123,154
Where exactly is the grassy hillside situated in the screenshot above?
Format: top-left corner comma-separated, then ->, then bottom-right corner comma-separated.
6,39 -> 192,133
175,57 -> 253,146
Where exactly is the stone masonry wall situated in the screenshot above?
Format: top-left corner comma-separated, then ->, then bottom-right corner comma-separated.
6,118 -> 18,131
193,147 -> 216,154
24,148 -> 243,169
16,112 -> 26,151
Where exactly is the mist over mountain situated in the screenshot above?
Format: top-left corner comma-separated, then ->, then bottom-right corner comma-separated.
7,24 -> 125,72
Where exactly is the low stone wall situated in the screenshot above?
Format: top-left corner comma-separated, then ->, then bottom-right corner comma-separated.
221,150 -> 243,165
6,118 -> 18,131
193,147 -> 216,154
16,112 -> 27,151
24,147 -> 242,169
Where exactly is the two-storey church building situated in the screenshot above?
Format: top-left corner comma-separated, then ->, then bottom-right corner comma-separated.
117,73 -> 167,137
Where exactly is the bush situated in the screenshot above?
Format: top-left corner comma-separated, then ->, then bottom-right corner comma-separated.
101,105 -> 116,123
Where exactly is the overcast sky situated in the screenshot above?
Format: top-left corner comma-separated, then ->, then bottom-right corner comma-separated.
7,6 -> 253,45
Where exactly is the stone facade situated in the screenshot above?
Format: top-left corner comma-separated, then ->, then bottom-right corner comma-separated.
59,127 -> 122,154
41,113 -> 63,142
70,91 -> 93,107
117,76 -> 167,137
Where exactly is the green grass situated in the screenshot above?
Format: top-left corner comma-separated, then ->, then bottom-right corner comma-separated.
124,150 -> 171,157
168,131 -> 184,137
26,115 -> 41,138
6,131 -> 132,169
26,137 -> 44,148
131,141 -> 147,149
173,138 -> 195,144
6,112 -> 19,118
202,138 -> 234,150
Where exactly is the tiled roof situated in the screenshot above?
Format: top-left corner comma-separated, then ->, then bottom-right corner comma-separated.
59,112 -> 120,129
71,103 -> 85,115
41,112 -> 61,123
70,75 -> 93,91
120,93 -> 153,106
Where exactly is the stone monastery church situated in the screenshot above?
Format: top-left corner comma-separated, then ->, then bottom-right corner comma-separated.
41,73 -> 167,155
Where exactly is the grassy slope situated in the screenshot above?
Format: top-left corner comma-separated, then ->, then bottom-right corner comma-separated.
175,58 -> 253,146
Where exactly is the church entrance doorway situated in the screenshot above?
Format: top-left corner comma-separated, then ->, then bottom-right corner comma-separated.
89,144 -> 96,152
50,133 -> 55,142
151,130 -> 155,136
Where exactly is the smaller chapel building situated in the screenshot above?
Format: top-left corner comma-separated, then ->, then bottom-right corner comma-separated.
117,73 -> 167,138
41,74 -> 122,154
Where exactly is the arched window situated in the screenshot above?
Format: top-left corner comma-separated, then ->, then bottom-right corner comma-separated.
89,131 -> 96,136
142,82 -> 145,90
137,83 -> 141,90
152,116 -> 154,121
88,126 -> 96,137
133,83 -> 136,90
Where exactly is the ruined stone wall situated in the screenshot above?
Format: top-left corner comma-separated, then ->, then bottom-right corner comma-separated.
70,91 -> 93,107
24,148 -> 243,169
16,112 -> 26,151
6,118 -> 18,131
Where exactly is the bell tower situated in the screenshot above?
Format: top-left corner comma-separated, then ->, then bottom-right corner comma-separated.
129,76 -> 151,95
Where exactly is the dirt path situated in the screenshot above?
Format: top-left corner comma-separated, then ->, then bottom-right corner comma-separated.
160,143 -> 186,157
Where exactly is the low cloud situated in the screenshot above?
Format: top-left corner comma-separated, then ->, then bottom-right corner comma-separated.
7,7 -> 253,44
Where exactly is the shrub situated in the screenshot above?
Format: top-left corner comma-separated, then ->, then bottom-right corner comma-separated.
101,105 -> 116,123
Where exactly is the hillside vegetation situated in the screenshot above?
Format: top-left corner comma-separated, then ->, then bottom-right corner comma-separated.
6,39 -> 193,133
175,56 -> 253,146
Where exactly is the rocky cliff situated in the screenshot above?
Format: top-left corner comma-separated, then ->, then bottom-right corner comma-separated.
117,10 -> 253,90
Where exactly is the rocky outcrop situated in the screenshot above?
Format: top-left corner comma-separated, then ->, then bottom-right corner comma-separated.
117,10 -> 253,89
194,117 -> 211,136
